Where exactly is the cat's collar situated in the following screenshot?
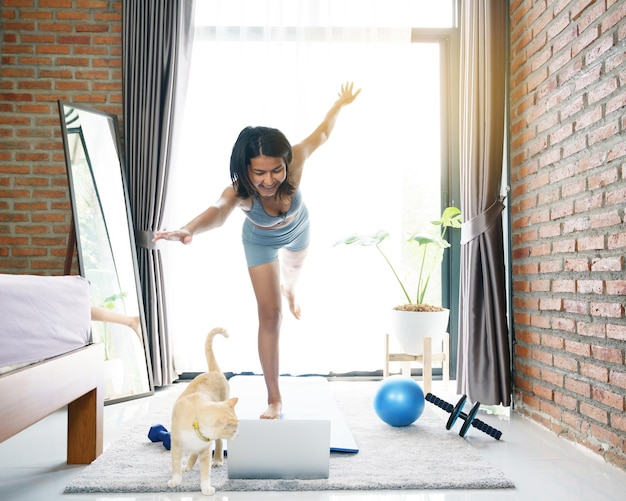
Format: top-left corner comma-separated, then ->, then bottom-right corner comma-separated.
192,419 -> 212,442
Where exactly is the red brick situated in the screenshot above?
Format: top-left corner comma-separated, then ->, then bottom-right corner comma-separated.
578,235 -> 605,251
592,387 -> 625,411
542,368 -> 564,387
564,258 -> 590,272
606,187 -> 626,206
540,297 -> 562,310
531,279 -> 551,292
530,208 -> 551,225
574,64 -> 602,93
561,409 -> 584,430
563,218 -> 591,234
586,33 -> 614,66
606,281 -> 626,294
611,412 -> 626,433
576,280 -> 603,294
554,354 -> 579,372
606,141 -> 626,162
553,239 -> 576,253
538,223 -> 560,238
531,242 -> 551,256
589,122 -> 620,146
562,135 -> 588,158
561,177 -> 586,197
580,362 -> 609,382
609,370 -> 626,390
580,401 -> 608,424
591,256 -> 623,271
578,322 -> 606,338
531,315 -> 551,329
564,377 -> 591,397
607,324 -> 626,341
588,76 -> 619,104
565,339 -> 592,357
572,22 -> 600,57
605,89 -> 626,115
540,399 -> 562,420
540,260 -> 562,273
534,383 -> 554,401
607,233 -> 626,250
591,343 -> 624,363
551,201 -> 574,219
515,344 -> 532,360
551,317 -> 576,333
554,391 -> 578,411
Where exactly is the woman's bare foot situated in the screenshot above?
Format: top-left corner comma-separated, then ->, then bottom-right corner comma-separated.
281,285 -> 301,319
260,402 -> 282,419
128,316 -> 143,343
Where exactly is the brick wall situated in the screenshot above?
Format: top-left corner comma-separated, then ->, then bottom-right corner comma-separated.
0,0 -> 122,275
510,0 -> 626,470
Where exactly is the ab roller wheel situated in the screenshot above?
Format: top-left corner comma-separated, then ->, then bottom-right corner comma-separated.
425,392 -> 503,440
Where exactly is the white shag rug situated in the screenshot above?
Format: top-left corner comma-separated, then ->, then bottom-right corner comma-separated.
65,376 -> 514,494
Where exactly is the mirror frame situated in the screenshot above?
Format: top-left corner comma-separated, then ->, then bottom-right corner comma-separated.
58,100 -> 154,404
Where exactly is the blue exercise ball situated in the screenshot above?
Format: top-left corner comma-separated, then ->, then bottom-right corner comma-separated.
373,376 -> 425,427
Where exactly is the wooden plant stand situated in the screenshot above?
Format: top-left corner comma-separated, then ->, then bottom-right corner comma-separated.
384,332 -> 450,394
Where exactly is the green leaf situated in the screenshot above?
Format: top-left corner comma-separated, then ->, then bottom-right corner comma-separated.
406,233 -> 445,247
432,206 -> 462,228
334,230 -> 389,247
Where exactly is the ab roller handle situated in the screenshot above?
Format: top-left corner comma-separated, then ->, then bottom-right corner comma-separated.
425,392 -> 503,440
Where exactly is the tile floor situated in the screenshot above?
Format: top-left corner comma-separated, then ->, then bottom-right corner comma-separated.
1,379 -> 625,501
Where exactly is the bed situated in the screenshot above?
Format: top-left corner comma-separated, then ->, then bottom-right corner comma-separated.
0,273 -> 104,464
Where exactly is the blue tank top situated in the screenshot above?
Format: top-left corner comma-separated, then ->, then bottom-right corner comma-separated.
243,189 -> 303,228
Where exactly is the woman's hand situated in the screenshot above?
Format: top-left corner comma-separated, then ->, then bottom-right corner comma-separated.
337,81 -> 361,106
152,228 -> 193,245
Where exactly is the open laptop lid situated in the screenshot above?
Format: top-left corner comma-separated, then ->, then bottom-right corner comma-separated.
226,419 -> 330,480
228,375 -> 359,453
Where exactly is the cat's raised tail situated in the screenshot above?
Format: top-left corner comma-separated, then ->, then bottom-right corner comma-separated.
205,327 -> 228,373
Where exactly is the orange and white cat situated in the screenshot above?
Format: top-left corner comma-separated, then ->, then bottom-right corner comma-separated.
167,327 -> 239,496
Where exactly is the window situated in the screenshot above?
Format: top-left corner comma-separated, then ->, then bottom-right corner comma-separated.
164,0 -> 459,376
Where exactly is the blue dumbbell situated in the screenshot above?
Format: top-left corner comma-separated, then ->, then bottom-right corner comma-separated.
148,424 -> 171,450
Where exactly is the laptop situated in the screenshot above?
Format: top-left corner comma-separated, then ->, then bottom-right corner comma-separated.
226,419 -> 331,479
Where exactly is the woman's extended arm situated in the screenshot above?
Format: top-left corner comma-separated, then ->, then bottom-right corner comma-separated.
291,82 -> 361,176
152,185 -> 240,245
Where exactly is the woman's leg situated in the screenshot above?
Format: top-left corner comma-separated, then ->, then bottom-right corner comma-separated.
90,305 -> 142,341
280,247 -> 309,320
248,260 -> 283,419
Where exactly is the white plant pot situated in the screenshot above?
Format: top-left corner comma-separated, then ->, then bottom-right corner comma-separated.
390,308 -> 450,355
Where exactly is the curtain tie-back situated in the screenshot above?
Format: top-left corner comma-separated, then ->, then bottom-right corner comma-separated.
135,230 -> 157,250
460,197 -> 506,245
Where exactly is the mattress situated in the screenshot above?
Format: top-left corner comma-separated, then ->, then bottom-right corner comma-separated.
0,274 -> 92,368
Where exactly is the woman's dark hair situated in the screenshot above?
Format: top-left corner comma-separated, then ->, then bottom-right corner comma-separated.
230,126 -> 296,200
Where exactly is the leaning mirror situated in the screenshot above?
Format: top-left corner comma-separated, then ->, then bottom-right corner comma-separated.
58,101 -> 153,404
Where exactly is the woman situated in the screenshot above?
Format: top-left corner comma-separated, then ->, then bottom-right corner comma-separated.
153,82 -> 361,419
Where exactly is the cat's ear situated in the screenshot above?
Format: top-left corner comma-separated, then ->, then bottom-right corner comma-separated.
226,397 -> 238,408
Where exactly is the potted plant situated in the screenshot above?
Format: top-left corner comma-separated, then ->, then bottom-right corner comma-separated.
335,206 -> 461,354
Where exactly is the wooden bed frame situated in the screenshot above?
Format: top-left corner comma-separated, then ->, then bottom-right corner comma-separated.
0,343 -> 104,464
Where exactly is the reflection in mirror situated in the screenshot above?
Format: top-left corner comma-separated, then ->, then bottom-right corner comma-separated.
58,101 -> 153,403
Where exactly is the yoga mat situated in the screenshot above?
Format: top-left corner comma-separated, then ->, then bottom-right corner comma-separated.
228,375 -> 359,452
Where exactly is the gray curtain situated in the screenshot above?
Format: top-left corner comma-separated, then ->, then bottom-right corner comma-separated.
456,0 -> 511,406
122,0 -> 195,386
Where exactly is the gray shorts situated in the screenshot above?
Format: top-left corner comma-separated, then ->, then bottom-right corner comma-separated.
241,204 -> 310,267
